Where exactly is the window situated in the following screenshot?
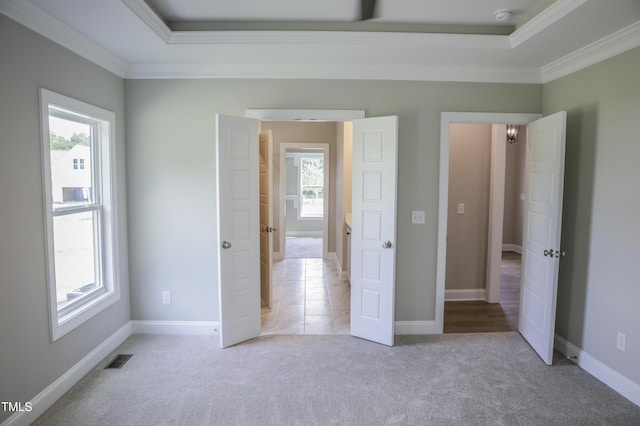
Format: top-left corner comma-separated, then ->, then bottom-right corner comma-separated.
299,154 -> 324,219
40,89 -> 120,341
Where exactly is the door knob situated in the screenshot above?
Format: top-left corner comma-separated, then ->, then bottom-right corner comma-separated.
222,241 -> 232,249
555,250 -> 566,258
543,249 -> 554,257
383,241 -> 393,249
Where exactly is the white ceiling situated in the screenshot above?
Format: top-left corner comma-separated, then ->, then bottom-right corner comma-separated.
146,0 -> 543,25
2,0 -> 640,83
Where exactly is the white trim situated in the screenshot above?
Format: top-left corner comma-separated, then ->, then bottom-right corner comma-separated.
327,252 -> 349,281
0,0 -> 127,78
327,252 -> 346,280
395,321 -> 440,335
286,231 -> 323,238
436,113 -> 542,334
120,0 -> 171,43
502,243 -> 523,254
125,62 -> 542,83
247,109 -> 365,122
1,322 -> 132,426
445,289 -> 487,302
279,143 -> 331,259
131,320 -> 219,335
541,21 -> 640,83
554,335 -> 640,407
510,0 -> 589,48
40,89 -> 122,342
486,125 -> 507,303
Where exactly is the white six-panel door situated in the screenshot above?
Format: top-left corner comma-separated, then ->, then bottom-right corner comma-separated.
518,111 -> 567,365
216,114 -> 261,348
350,116 -> 399,346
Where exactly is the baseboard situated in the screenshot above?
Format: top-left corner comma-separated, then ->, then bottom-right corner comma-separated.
285,232 -> 323,238
395,320 -> 440,335
131,320 -> 219,335
2,322 -> 133,426
554,334 -> 640,407
502,244 -> 522,254
273,251 -> 283,261
445,289 -> 487,301
327,252 -> 348,281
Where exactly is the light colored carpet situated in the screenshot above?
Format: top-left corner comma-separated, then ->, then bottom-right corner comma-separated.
285,237 -> 322,258
35,333 -> 640,425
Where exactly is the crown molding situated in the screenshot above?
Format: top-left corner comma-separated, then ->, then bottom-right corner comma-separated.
510,0 -> 589,48
540,20 -> 640,83
168,29 -> 508,48
125,61 -> 542,83
0,0 -> 128,77
121,0 -> 171,43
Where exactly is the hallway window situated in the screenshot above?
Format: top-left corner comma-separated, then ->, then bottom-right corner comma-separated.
40,89 -> 121,341
299,154 -> 324,218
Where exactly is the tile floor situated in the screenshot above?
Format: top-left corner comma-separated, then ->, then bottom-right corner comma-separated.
261,257 -> 351,335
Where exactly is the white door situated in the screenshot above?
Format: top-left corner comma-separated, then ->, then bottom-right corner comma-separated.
216,114 -> 261,348
350,116 -> 399,346
259,130 -> 273,308
518,111 -> 567,365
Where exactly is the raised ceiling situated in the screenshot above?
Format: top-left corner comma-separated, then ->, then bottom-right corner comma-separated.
2,0 -> 640,83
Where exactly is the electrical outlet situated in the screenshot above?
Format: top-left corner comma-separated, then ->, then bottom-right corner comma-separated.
162,291 -> 171,305
411,210 -> 425,224
457,203 -> 465,215
616,332 -> 626,352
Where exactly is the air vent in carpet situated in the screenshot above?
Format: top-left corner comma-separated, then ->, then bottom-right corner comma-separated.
105,354 -> 132,369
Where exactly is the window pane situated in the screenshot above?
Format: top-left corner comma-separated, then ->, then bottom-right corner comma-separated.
300,156 -> 324,218
52,211 -> 100,307
49,115 -> 94,208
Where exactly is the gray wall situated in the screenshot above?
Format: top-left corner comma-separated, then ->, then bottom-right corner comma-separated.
445,124 -> 491,290
125,78 -> 541,323
0,16 -> 129,422
544,47 -> 640,385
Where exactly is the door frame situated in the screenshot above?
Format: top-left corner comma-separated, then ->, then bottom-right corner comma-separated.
245,110 -> 365,263
436,112 -> 541,332
279,143 -> 330,259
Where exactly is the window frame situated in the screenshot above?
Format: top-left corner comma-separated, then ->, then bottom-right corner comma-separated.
40,89 -> 120,342
297,154 -> 325,220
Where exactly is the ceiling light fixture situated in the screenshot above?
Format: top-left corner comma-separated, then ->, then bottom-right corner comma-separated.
493,9 -> 513,22
506,124 -> 520,144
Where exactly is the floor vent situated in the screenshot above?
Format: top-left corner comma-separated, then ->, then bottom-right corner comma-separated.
105,354 -> 133,369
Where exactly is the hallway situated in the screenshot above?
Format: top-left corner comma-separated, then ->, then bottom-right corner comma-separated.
444,251 -> 521,333
261,257 -> 350,335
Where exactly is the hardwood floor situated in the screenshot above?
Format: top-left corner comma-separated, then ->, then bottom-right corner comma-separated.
444,252 -> 521,333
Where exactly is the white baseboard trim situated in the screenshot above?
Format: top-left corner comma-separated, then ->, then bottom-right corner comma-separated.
395,320 -> 440,335
502,244 -> 522,254
327,252 -> 348,281
445,289 -> 487,301
286,231 -> 323,238
2,322 -> 133,426
554,334 -> 640,407
131,320 -> 219,335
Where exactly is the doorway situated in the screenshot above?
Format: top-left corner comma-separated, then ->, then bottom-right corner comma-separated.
443,122 -> 526,333
436,111 -> 568,365
258,125 -> 348,336
435,113 -> 541,333
217,111 -> 400,347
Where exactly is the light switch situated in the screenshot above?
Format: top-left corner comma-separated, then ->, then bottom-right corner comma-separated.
457,203 -> 465,215
412,210 -> 425,224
